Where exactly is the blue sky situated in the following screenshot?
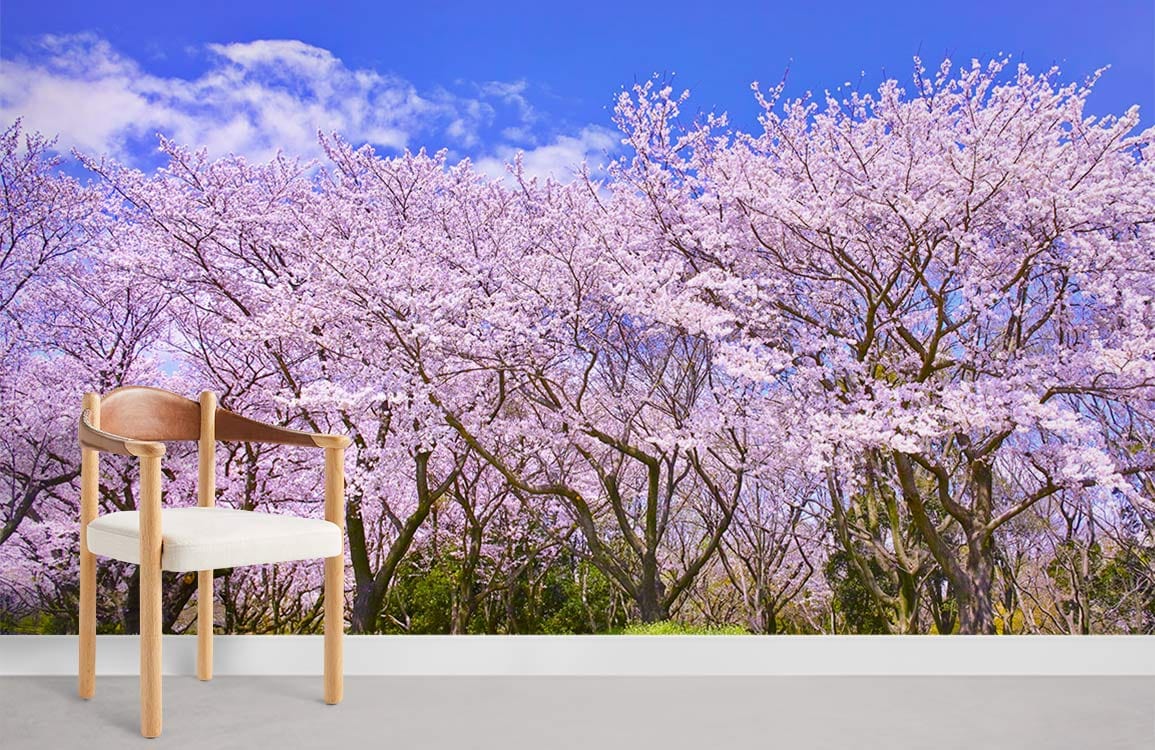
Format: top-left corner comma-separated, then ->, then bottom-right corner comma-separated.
1,1 -> 1152,178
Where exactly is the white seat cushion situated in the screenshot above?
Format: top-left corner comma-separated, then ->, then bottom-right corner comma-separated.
86,507 -> 342,572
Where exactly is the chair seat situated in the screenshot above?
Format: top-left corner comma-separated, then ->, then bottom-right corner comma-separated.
86,507 -> 342,572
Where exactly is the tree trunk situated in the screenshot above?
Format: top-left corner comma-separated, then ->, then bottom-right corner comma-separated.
162,572 -> 198,633
345,492 -> 379,633
757,597 -> 779,634
451,525 -> 483,634
637,589 -> 668,623
958,461 -> 998,634
122,567 -> 140,634
897,569 -> 920,634
349,582 -> 385,633
959,532 -> 996,634
927,572 -> 957,634
637,549 -> 669,623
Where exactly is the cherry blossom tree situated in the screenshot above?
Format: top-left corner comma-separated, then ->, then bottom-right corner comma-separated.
2,56 -> 1152,635
1,122 -> 103,551
607,59 -> 1155,632
0,121 -> 181,631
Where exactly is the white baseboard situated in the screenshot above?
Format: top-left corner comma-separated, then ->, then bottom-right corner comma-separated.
2,635 -> 1153,677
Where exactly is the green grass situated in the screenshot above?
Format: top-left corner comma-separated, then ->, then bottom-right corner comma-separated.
618,621 -> 748,635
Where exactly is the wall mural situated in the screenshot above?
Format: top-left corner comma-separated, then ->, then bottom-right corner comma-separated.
2,59 -> 1153,636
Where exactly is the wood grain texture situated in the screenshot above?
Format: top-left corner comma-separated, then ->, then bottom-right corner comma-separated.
78,392 -> 100,700
99,386 -> 200,441
216,407 -> 352,449
139,454 -> 163,738
323,446 -> 346,705
198,391 -> 216,506
197,391 -> 217,682
78,414 -> 165,457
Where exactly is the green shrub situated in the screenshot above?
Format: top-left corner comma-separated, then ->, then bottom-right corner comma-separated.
619,620 -> 747,635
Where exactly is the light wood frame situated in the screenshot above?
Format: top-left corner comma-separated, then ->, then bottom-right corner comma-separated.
77,386 -> 349,738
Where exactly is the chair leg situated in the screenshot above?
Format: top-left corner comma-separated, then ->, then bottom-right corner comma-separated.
323,554 -> 343,705
79,402 -> 99,701
197,570 -> 213,681
140,559 -> 162,737
139,456 -> 163,739
78,541 -> 96,699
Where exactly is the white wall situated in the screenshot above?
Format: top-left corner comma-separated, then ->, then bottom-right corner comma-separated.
3,635 -> 1153,676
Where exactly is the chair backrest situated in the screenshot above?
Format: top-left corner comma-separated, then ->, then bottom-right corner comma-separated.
86,386 -> 218,508
90,385 -> 323,448
98,387 -> 201,442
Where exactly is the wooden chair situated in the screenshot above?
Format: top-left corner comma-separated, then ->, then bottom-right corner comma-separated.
77,386 -> 349,738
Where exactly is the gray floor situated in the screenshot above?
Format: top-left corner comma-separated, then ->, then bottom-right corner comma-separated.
1,676 -> 1153,749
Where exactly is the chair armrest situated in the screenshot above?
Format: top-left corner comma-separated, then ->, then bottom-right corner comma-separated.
216,408 -> 352,449
79,410 -> 166,458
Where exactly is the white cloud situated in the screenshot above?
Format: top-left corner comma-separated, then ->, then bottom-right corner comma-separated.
500,125 -> 536,145
2,34 -> 454,162
207,39 -> 341,78
474,126 -> 619,182
0,34 -> 618,180
478,79 -> 535,122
